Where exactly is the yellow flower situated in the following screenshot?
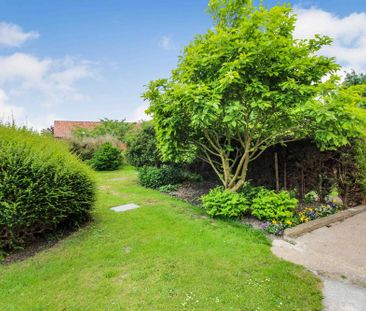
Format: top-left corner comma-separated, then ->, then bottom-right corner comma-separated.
286,220 -> 293,225
272,220 -> 277,224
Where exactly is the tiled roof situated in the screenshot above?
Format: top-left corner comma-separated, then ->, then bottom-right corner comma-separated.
54,120 -> 102,138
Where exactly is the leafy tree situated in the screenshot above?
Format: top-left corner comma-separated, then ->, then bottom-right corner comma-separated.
144,1 -> 366,191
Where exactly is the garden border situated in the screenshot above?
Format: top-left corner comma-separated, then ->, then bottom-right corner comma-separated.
284,205 -> 366,238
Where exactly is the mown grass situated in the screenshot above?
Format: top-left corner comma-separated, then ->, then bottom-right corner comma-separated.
0,167 -> 322,310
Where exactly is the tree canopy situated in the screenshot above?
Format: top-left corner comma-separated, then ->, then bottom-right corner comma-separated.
143,1 -> 366,191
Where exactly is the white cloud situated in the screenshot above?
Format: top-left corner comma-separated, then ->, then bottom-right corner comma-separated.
294,7 -> 366,73
0,53 -> 94,105
0,89 -> 23,121
0,22 -> 39,47
0,52 -> 95,129
130,103 -> 151,122
158,36 -> 175,50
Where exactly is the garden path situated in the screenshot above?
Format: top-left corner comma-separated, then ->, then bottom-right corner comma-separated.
272,211 -> 366,311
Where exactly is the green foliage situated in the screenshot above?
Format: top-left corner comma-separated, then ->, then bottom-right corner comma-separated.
0,126 -> 95,252
201,186 -> 250,218
89,143 -> 123,171
344,70 -> 366,87
158,184 -> 178,193
125,122 -> 162,167
297,204 -> 340,223
251,189 -> 298,222
73,119 -> 132,142
69,135 -> 122,161
303,191 -> 319,204
138,166 -> 187,189
238,182 -> 266,205
354,138 -> 366,193
144,1 -> 364,191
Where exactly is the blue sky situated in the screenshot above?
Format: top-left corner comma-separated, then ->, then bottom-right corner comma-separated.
0,0 -> 365,129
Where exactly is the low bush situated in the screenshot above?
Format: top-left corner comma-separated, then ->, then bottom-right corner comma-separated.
201,187 -> 250,218
251,189 -> 298,223
138,165 -> 187,189
0,126 -> 95,252
89,143 -> 123,171
69,135 -> 122,161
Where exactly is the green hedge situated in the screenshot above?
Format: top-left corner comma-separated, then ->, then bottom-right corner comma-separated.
0,126 -> 96,252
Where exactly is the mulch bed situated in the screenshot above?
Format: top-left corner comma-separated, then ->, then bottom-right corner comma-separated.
170,181 -> 219,205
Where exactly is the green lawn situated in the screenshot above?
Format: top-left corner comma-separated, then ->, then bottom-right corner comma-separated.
0,167 -> 322,310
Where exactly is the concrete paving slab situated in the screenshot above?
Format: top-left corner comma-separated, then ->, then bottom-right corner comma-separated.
272,212 -> 366,284
323,278 -> 366,311
272,211 -> 366,311
111,203 -> 140,213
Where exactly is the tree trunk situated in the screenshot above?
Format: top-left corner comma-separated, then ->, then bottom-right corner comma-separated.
275,152 -> 280,191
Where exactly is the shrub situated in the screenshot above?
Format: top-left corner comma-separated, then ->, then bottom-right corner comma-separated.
125,122 -> 162,167
69,135 -> 122,161
238,182 -> 266,206
251,189 -> 298,223
89,143 -> 123,171
138,165 -> 187,189
0,126 -> 95,252
201,187 -> 250,218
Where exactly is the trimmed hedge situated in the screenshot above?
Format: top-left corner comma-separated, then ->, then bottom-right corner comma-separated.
0,126 -> 96,252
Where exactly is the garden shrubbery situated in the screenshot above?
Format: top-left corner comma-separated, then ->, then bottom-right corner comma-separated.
89,142 -> 123,171
202,187 -> 250,218
138,165 -> 202,189
251,189 -> 298,223
69,135 -> 121,161
0,126 -> 95,252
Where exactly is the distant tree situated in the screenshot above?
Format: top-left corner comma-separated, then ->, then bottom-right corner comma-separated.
41,126 -> 54,136
73,119 -> 132,142
144,1 -> 366,191
343,70 -> 366,108
344,70 -> 366,87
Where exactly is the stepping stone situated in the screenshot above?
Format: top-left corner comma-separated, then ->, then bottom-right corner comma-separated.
111,203 -> 140,213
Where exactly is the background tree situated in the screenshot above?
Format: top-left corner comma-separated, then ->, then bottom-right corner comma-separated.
144,1 -> 366,191
73,119 -> 132,142
125,121 -> 162,167
343,70 -> 366,108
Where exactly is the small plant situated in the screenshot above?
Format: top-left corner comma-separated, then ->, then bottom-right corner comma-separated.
261,222 -> 287,236
89,143 -> 123,171
158,184 -> 178,193
201,187 -> 250,218
303,191 -> 319,204
297,203 -> 340,223
251,189 -> 298,223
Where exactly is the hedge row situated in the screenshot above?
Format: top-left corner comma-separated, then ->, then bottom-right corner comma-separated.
0,126 -> 96,252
